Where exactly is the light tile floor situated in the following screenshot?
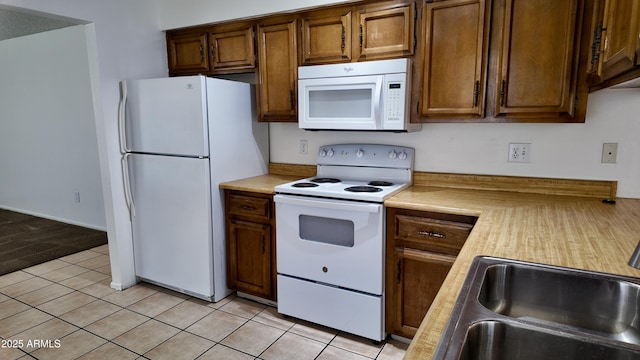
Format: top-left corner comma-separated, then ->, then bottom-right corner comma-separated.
0,245 -> 408,359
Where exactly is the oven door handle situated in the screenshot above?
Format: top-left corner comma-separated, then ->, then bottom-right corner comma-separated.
274,195 -> 381,213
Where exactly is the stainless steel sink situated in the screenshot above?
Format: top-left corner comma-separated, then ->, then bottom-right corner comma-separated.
479,262 -> 640,343
459,320 -> 640,360
434,256 -> 640,359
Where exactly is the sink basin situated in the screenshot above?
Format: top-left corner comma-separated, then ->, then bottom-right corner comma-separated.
434,257 -> 640,359
460,320 -> 640,360
479,263 -> 640,343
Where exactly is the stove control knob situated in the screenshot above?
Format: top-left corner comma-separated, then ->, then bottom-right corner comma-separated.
356,149 -> 365,158
389,150 -> 398,159
327,148 -> 334,157
320,149 -> 327,157
399,151 -> 408,160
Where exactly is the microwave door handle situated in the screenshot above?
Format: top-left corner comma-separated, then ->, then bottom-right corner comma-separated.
374,78 -> 383,128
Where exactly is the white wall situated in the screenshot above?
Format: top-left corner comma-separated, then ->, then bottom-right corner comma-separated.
0,25 -> 105,229
158,0 -> 351,30
271,88 -> 640,198
0,0 -> 169,290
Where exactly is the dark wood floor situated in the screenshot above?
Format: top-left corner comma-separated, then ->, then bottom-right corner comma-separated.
0,209 -> 107,275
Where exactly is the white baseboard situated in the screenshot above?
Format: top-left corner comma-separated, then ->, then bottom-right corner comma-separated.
0,205 -> 106,231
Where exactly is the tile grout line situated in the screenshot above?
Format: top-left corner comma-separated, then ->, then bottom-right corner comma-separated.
1,246 -> 406,360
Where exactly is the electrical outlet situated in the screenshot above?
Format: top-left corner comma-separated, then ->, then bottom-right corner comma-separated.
74,192 -> 81,203
508,143 -> 531,163
299,140 -> 308,154
602,143 -> 618,163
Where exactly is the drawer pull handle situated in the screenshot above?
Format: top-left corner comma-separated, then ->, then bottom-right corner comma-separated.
418,230 -> 446,239
239,205 -> 256,211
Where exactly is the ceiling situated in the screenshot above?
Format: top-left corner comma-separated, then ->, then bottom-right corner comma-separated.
0,5 -> 83,41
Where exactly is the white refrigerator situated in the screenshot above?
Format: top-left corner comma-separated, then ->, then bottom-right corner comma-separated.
118,76 -> 269,301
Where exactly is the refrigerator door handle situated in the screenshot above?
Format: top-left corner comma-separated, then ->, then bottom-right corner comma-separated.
121,153 -> 136,218
118,81 -> 129,154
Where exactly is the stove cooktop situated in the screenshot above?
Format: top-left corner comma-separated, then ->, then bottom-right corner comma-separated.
275,176 -> 410,202
275,144 -> 415,202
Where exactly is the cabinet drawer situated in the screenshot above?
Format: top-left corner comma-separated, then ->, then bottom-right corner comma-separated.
395,215 -> 473,255
228,194 -> 271,219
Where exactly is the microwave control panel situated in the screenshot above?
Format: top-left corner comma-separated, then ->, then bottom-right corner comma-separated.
386,83 -> 404,121
383,73 -> 408,129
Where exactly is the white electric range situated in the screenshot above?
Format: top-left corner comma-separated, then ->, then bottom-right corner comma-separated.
274,144 -> 414,342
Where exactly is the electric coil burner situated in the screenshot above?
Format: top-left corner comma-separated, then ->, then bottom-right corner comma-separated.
345,186 -> 383,193
291,182 -> 318,188
311,178 -> 341,183
274,144 -> 414,342
369,181 -> 394,187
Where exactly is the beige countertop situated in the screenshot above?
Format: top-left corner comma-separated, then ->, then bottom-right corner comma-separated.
219,174 -> 300,194
219,172 -> 640,359
390,186 -> 640,359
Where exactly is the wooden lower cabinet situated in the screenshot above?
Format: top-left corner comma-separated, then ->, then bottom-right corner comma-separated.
225,190 -> 276,301
386,208 -> 476,339
390,248 -> 455,333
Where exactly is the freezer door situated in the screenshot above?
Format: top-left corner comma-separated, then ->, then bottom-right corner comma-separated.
124,76 -> 209,156
128,154 -> 214,298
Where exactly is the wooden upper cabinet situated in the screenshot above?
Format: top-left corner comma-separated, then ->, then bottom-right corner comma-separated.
586,0 -> 606,82
599,0 -> 640,80
256,18 -> 298,122
300,8 -> 352,65
419,0 -> 490,119
354,1 -> 416,61
209,24 -> 256,74
495,0 -> 582,120
167,31 -> 209,75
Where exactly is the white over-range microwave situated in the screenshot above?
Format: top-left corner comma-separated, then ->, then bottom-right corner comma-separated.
298,58 -> 421,132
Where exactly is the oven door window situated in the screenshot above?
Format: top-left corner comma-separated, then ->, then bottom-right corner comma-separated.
299,215 -> 354,247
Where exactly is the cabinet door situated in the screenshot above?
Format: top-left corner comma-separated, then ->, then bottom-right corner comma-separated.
227,219 -> 273,299
355,1 -> 415,60
167,32 -> 209,75
420,0 -> 490,119
586,0 -> 606,83
256,19 -> 298,122
301,8 -> 352,65
495,0 -> 581,119
209,25 -> 256,74
599,0 -> 640,80
386,248 -> 455,338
